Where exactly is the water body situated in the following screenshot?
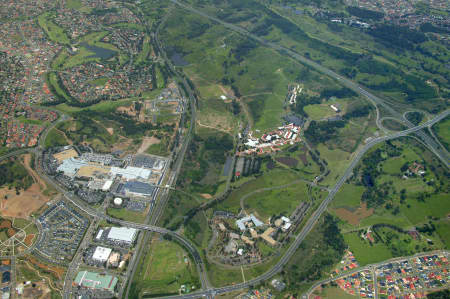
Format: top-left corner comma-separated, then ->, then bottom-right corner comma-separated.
171,52 -> 189,66
80,42 -> 117,60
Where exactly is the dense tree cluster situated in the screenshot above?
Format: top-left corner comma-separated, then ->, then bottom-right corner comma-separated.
0,158 -> 33,192
368,25 -> 428,50
285,214 -> 345,288
346,6 -> 384,20
304,120 -> 346,144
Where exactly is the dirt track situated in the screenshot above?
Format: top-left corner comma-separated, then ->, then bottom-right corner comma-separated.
137,136 -> 160,154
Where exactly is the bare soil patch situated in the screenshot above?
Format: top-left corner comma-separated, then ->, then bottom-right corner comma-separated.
24,234 -> 35,246
137,136 -> 160,154
275,157 -> 299,167
334,202 -> 373,226
0,183 -> 50,218
23,154 -> 46,190
117,105 -> 137,117
298,147 -> 308,166
7,228 -> 16,238
106,127 -> 114,135
27,256 -> 65,280
0,220 -> 12,229
200,194 -> 213,199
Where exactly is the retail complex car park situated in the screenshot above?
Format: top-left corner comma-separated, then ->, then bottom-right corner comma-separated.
42,146 -> 168,204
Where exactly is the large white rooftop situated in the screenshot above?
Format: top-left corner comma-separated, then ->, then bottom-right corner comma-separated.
236,214 -> 264,231
56,158 -> 88,176
92,246 -> 112,262
110,166 -> 151,180
107,227 -> 137,243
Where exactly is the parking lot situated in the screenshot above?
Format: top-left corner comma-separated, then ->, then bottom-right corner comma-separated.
35,201 -> 89,262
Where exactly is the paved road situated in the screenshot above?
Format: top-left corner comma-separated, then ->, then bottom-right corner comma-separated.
140,111 -> 450,299
170,0 -> 449,169
11,2 -> 447,297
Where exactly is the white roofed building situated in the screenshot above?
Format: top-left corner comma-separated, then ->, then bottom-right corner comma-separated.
107,227 -> 137,244
92,246 -> 112,263
110,166 -> 151,180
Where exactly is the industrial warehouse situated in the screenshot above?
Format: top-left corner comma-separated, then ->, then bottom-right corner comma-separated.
43,146 -> 168,201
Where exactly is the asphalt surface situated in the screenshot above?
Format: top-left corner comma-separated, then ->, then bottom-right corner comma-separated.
140,110 -> 450,299
4,2 -> 448,297
170,0 -> 449,169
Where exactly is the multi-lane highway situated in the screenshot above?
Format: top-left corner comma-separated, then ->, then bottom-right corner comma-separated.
169,0 -> 450,169
4,2 -> 449,297
50,109 -> 448,299
144,111 -> 449,299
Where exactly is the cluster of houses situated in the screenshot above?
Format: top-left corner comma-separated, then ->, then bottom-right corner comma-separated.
239,124 -> 301,155
343,0 -> 449,31
331,250 -> 360,278
314,252 -> 449,299
60,61 -> 153,104
376,253 -> 449,298
0,51 -> 58,148
54,1 -> 142,40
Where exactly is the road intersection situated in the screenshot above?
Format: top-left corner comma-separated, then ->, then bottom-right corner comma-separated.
1,1 -> 449,297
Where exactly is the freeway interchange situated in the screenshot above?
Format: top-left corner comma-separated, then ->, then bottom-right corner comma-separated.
2,1 -> 449,298
30,106 -> 448,299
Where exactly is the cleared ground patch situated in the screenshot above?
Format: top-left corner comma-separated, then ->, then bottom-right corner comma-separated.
334,202 -> 373,226
0,154 -> 55,219
137,136 -> 160,154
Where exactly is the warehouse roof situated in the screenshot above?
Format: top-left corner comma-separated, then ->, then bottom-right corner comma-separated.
107,227 -> 137,243
74,271 -> 118,292
124,181 -> 155,196
57,158 -> 88,176
92,246 -> 112,262
111,166 -> 151,180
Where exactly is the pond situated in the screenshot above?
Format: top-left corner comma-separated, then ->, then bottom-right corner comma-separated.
81,42 -> 117,60
171,52 -> 189,66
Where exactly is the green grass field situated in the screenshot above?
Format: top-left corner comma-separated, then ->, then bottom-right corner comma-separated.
344,232 -> 393,265
17,116 -> 46,126
106,208 -> 146,224
303,104 -> 336,120
66,0 -> 82,10
145,142 -> 169,157
163,8 -> 343,131
155,65 -> 165,89
330,184 -> 364,209
131,238 -> 200,296
312,284 -> 358,299
47,72 -> 72,102
435,220 -> 450,249
54,98 -> 134,115
135,35 -> 151,65
38,13 -> 70,45
216,168 -> 303,214
317,143 -> 352,187
432,116 -> 450,151
44,128 -> 67,149
244,181 -> 309,222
